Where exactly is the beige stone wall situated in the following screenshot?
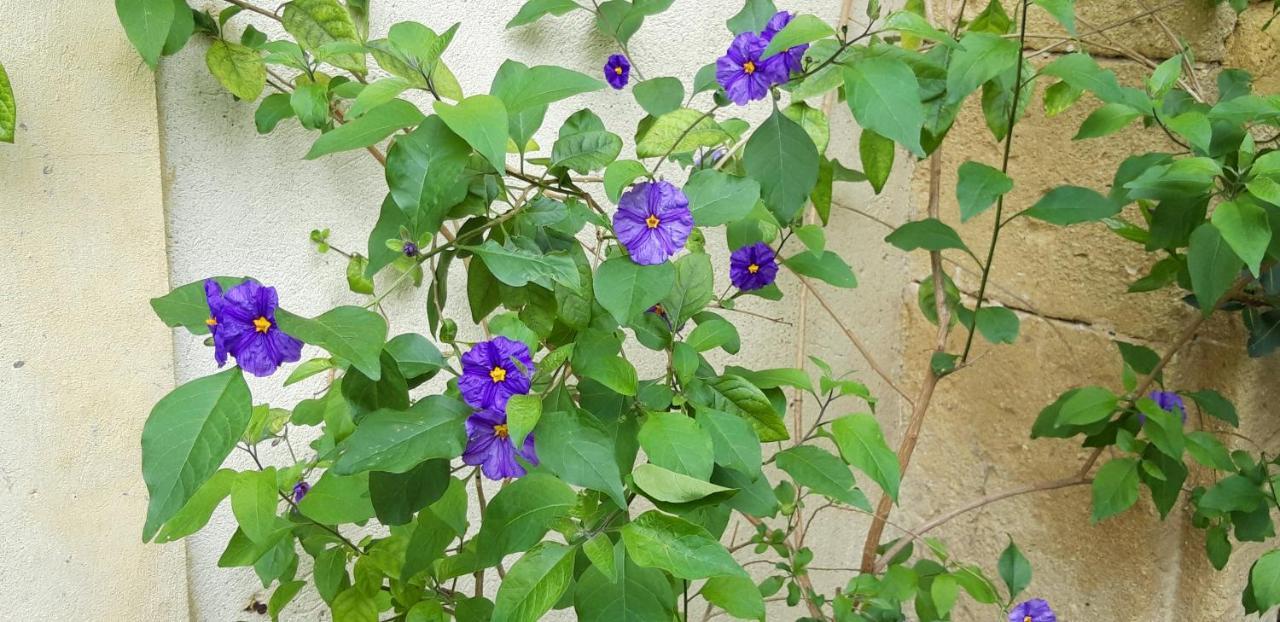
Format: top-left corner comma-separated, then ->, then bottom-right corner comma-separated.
3,0 -> 1278,620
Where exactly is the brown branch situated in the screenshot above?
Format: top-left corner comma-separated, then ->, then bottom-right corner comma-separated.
222,0 -> 281,21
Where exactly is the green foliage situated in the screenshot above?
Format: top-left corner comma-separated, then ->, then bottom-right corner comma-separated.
0,60 -> 13,144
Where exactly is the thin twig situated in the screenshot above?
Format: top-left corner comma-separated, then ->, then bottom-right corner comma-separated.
222,0 -> 281,21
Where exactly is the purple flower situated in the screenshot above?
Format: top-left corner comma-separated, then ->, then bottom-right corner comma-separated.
463,408 -> 539,480
207,280 -> 302,377
204,279 -> 230,367
402,241 -> 418,257
760,11 -> 808,77
459,336 -> 535,410
613,180 -> 694,265
604,54 -> 631,90
729,242 -> 779,291
292,481 -> 310,503
693,147 -> 727,170
1008,599 -> 1056,622
716,32 -> 785,105
1140,390 -> 1187,425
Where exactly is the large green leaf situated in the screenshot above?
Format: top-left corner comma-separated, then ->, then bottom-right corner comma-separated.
281,0 -> 366,72
701,375 -> 789,442
493,543 -> 576,622
631,464 -> 734,503
743,108 -> 820,223
206,40 -> 266,101
1091,457 -> 1139,522
830,413 -> 901,502
885,218 -> 969,253
636,108 -> 732,158
638,412 -> 714,479
956,161 -> 1012,222
477,473 -> 577,564
332,395 -> 469,474
297,471 -> 375,524
1023,186 -> 1121,225
1055,385 -> 1118,426
551,109 -> 623,173
776,445 -> 868,509
141,367 -> 252,541
369,458 -> 450,525
152,469 -> 235,543
536,410 -> 627,507
468,240 -> 581,289
0,60 -> 13,143
575,550 -> 676,622
116,0 -> 175,69
306,99 -> 424,159
1211,199 -> 1271,276
594,257 -> 675,325
946,32 -> 1019,106
621,511 -> 746,580
384,115 -> 471,231
695,408 -> 761,476
1252,549 -> 1280,611
231,468 -> 282,544
277,306 -> 387,380
783,250 -> 857,288
434,94 -> 510,171
684,170 -> 761,227
1187,223 -> 1244,315
844,57 -> 925,156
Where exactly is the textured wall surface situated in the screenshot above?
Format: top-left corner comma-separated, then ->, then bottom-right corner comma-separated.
0,0 -> 190,619
6,0 -> 1280,620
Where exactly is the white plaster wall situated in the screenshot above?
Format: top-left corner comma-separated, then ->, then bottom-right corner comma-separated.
156,1 -> 898,619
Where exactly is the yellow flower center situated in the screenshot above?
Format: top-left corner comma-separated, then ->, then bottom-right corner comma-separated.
748,263 -> 760,274
614,66 -> 624,75
743,60 -> 756,74
490,366 -> 507,383
205,317 -> 218,327
1024,617 -> 1032,622
645,214 -> 661,229
493,424 -> 509,438
253,316 -> 271,333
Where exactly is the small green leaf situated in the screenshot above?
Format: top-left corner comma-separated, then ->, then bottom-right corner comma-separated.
885,218 -> 970,253
956,161 -> 1012,222
946,32 -> 1019,106
306,99 -> 424,159
702,375 -> 789,442
830,413 -> 900,502
1187,223 -> 1244,315
633,77 -> 685,117
604,160 -> 649,203
507,0 -> 581,27
1186,389 -> 1239,427
1075,103 -> 1141,140
434,94 -> 510,171
1211,199 -> 1271,276
551,109 -> 622,173
783,250 -> 857,288
1033,0 -> 1076,35
1023,186 -> 1121,225
998,539 -> 1031,600
1056,385 -> 1118,426
206,40 -> 266,101
505,393 -> 542,448
494,544 -> 575,622
478,473 -> 577,564
231,468 -> 281,543
975,306 -> 1020,344
639,411 -> 715,479
727,0 -> 777,34
332,396 -> 469,474
762,14 -> 834,58
700,575 -> 766,621
684,170 -> 761,227
0,60 -> 15,143
1091,457 -> 1140,522
860,129 -> 895,194
468,239 -> 581,289
621,511 -> 746,579
116,0 -> 175,69
281,0 -> 366,72
1251,549 -> 1280,611
776,445 -> 869,510
536,410 -> 627,507
276,306 -> 387,380
631,464 -> 734,503
593,257 -> 675,324
636,108 -> 732,158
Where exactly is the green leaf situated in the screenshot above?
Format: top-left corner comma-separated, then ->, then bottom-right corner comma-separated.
1056,385 -> 1118,426
621,511 -> 746,579
493,543 -> 576,622
1043,80 -> 1084,117
306,99 -> 424,159
1165,111 -> 1211,153
281,0 -> 366,73
594,257 -> 675,324
997,539 -> 1031,600
1188,223 -> 1244,315
491,63 -> 606,115
776,445 -> 869,509
385,332 -> 445,380
150,276 -> 245,335
1075,103 -> 1141,140
727,0 -> 777,33
885,218 -> 970,253
700,575 -> 766,621
595,0 -> 644,44
277,306 -> 387,380
783,250 -> 857,288
580,356 -> 639,396
663,253 -> 716,325
551,109 -> 622,173
333,396 -> 468,474
0,60 -> 13,143
116,0 -> 175,69
702,375 -> 789,442
369,459 -> 450,525
269,580 -> 305,621
349,77 -> 412,118
632,464 -> 734,503
743,108 -> 820,223
946,33 -> 1019,106
142,367 -> 252,541
434,95 -> 509,171
332,587 -> 378,622
297,471 -> 375,524
975,306 -> 1020,344
723,366 -> 813,392
830,414 -> 901,502
469,239 -> 581,290
505,393 -> 542,448
478,473 -> 577,564
633,77 -> 685,117
860,129 -> 895,195
507,0 -> 581,27
1186,389 -> 1238,426
153,469 -> 236,543
206,40 -> 266,101
636,108 -> 732,158
605,160 -> 649,203
763,14 -> 834,58
575,551 -> 677,621
1023,186 -> 1121,225
685,170 -> 761,227
1033,0 -> 1077,35
255,93 -> 295,134
582,533 -> 617,583
696,408 -> 762,476
1211,200 -> 1271,276
1039,53 -> 1129,106
231,468 -> 281,543
536,410 -> 627,507
1091,457 -> 1140,522
1185,431 -> 1234,471
686,318 -> 739,354
1252,549 -> 1280,611
956,161 -> 1012,222
639,412 -> 714,479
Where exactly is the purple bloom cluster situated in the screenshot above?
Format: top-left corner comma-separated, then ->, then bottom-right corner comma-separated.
716,11 -> 809,105
459,337 -> 540,480
1139,390 -> 1187,426
291,481 -> 310,504
1009,599 -> 1056,622
729,242 -> 779,291
614,180 -> 694,265
604,54 -> 631,90
204,279 -> 302,377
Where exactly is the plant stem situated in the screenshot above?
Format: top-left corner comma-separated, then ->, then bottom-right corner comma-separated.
222,0 -> 280,21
